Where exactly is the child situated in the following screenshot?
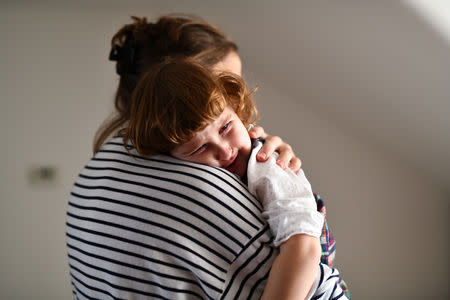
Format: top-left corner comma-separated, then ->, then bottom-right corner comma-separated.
123,58 -> 349,299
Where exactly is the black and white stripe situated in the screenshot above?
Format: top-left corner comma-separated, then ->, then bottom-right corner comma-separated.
309,264 -> 348,300
66,137 -> 277,299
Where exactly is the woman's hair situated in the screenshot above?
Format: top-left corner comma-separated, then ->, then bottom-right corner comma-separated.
122,58 -> 257,156
93,15 -> 239,153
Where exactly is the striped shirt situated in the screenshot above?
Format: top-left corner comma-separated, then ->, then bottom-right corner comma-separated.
66,137 -> 278,299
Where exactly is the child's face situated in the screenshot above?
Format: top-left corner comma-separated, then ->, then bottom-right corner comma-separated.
171,106 -> 252,179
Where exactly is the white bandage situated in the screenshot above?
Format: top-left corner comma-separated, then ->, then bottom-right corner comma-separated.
247,141 -> 324,247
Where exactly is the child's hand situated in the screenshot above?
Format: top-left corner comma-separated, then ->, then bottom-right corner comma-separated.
248,125 -> 302,173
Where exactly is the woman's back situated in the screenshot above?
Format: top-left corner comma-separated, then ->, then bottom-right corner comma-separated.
66,137 -> 278,299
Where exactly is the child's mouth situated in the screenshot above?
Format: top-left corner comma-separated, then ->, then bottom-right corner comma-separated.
225,153 -> 238,173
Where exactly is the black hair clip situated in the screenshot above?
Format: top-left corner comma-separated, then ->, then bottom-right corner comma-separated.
109,44 -> 121,61
108,32 -> 137,75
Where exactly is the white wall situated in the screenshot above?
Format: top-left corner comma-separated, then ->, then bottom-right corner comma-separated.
1,5 -> 117,300
254,82 -> 449,300
1,2 -> 448,299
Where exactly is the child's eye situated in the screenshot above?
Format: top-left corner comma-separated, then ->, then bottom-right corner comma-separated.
219,121 -> 232,135
192,144 -> 207,155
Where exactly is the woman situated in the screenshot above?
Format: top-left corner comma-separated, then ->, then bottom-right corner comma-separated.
66,15 -> 343,299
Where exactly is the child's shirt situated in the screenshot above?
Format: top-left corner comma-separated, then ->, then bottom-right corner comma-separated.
247,141 -> 324,247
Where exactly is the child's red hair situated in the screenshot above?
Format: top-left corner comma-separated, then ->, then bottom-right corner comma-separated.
122,58 -> 258,156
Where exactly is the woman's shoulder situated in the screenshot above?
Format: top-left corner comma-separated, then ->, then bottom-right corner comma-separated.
72,136 -> 267,243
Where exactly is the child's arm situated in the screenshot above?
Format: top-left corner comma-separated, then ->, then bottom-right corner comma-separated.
247,142 -> 324,299
262,234 -> 321,300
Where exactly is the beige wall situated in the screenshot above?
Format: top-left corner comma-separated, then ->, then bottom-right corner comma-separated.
1,2 -> 448,299
254,82 -> 449,299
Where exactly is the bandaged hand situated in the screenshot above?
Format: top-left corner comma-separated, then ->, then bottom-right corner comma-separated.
247,142 -> 324,247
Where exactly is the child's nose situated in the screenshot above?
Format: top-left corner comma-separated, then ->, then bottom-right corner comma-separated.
217,145 -> 233,161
